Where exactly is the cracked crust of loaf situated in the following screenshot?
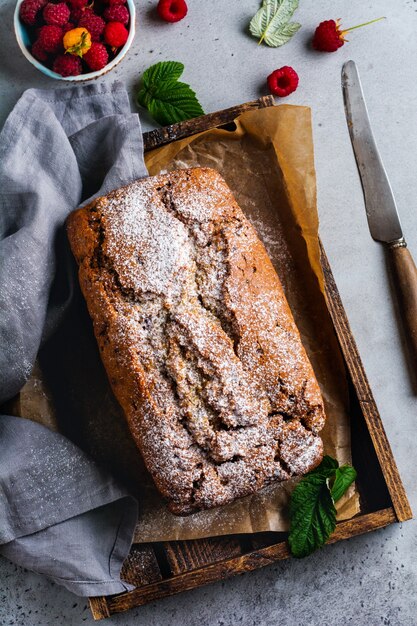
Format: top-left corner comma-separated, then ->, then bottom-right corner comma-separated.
67,167 -> 326,515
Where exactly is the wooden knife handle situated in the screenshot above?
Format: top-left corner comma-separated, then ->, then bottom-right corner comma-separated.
388,240 -> 417,361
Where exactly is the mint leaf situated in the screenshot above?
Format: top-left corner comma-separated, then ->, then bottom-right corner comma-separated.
147,80 -> 204,126
288,472 -> 336,558
136,61 -> 204,126
249,0 -> 301,47
142,61 -> 184,89
288,456 -> 357,558
331,465 -> 357,503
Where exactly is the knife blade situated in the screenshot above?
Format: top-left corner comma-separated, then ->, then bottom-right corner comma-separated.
342,60 -> 403,243
342,60 -> 417,369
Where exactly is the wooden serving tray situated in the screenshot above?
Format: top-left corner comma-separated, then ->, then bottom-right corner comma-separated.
89,96 -> 412,620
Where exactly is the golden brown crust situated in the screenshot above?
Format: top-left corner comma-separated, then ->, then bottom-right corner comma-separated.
67,167 -> 326,515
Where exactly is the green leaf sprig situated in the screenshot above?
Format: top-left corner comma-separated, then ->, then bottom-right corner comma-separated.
288,455 -> 357,558
136,61 -> 205,126
249,0 -> 301,47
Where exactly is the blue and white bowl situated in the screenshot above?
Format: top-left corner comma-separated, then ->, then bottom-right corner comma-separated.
14,0 -> 136,81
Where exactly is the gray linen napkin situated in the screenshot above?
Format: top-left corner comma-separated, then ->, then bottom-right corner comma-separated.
0,82 -> 148,596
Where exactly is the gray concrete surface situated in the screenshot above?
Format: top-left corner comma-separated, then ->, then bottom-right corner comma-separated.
1,0 -> 417,624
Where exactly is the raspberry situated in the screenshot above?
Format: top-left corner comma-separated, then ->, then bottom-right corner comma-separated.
63,21 -> 75,32
53,54 -> 82,76
312,17 -> 385,52
70,5 -> 91,22
103,21 -> 128,47
38,25 -> 64,53
84,42 -> 109,70
102,0 -> 127,5
19,0 -> 46,26
79,12 -> 105,41
63,26 -> 91,56
312,20 -> 344,52
31,39 -> 48,62
267,66 -> 299,98
103,4 -> 129,25
43,2 -> 70,26
67,0 -> 88,7
157,0 -> 188,23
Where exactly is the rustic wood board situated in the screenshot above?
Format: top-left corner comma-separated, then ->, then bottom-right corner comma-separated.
89,96 -> 412,620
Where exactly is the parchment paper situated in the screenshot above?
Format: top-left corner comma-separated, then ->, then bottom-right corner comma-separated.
15,105 -> 359,543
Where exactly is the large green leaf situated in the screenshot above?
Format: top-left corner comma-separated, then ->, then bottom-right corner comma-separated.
288,473 -> 337,558
249,0 -> 301,47
142,61 -> 184,89
146,80 -> 204,125
136,61 -> 204,126
288,455 -> 357,558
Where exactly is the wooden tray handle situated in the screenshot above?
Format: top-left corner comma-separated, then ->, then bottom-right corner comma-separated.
143,95 -> 275,152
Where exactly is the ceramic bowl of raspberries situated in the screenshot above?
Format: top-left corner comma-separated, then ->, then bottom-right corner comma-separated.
14,0 -> 136,80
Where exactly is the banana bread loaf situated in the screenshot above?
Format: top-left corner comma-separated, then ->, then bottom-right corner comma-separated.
67,167 -> 326,515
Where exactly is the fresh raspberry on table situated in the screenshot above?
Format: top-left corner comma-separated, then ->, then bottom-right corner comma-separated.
53,54 -> 82,76
103,21 -> 128,47
43,2 -> 70,26
312,20 -> 344,52
19,0 -> 47,26
38,25 -> 64,53
103,4 -> 129,25
157,0 -> 188,23
83,42 -> 109,70
79,12 -> 105,41
31,39 -> 48,61
267,66 -> 299,98
312,17 -> 385,52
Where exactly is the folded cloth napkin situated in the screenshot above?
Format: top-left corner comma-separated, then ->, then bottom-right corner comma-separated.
0,82 -> 148,595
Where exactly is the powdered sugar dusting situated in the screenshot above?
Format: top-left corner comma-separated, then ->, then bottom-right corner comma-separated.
103,180 -> 193,298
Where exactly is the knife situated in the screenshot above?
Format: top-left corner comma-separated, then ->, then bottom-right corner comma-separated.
342,60 -> 417,364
